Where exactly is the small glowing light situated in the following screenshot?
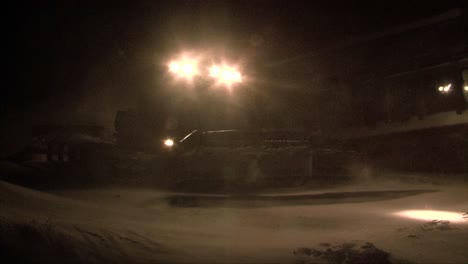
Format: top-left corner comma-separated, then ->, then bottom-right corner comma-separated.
444,84 -> 451,91
394,210 -> 466,222
438,84 -> 452,93
163,138 -> 174,147
464,86 -> 468,91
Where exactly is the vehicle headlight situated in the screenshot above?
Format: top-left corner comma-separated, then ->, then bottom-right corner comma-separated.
163,138 -> 175,148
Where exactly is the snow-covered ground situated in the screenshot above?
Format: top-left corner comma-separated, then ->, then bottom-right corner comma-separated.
1,173 -> 467,263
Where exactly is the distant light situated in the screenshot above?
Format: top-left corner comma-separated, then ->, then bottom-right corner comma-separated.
394,210 -> 466,222
464,86 -> 468,91
164,138 -> 174,147
438,84 -> 452,93
443,83 -> 451,92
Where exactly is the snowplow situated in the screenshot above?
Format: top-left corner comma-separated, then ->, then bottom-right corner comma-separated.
155,129 -> 361,191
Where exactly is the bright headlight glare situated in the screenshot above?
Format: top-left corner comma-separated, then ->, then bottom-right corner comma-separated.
167,56 -> 200,80
169,62 -> 180,73
164,139 -> 174,147
208,65 -> 221,78
208,64 -> 243,87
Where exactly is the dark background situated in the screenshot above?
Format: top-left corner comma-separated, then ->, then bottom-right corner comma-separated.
2,1 -> 466,155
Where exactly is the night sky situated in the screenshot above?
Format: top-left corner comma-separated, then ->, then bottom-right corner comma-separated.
2,1 -> 465,138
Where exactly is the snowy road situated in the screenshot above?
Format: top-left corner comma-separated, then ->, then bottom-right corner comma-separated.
1,175 -> 467,263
